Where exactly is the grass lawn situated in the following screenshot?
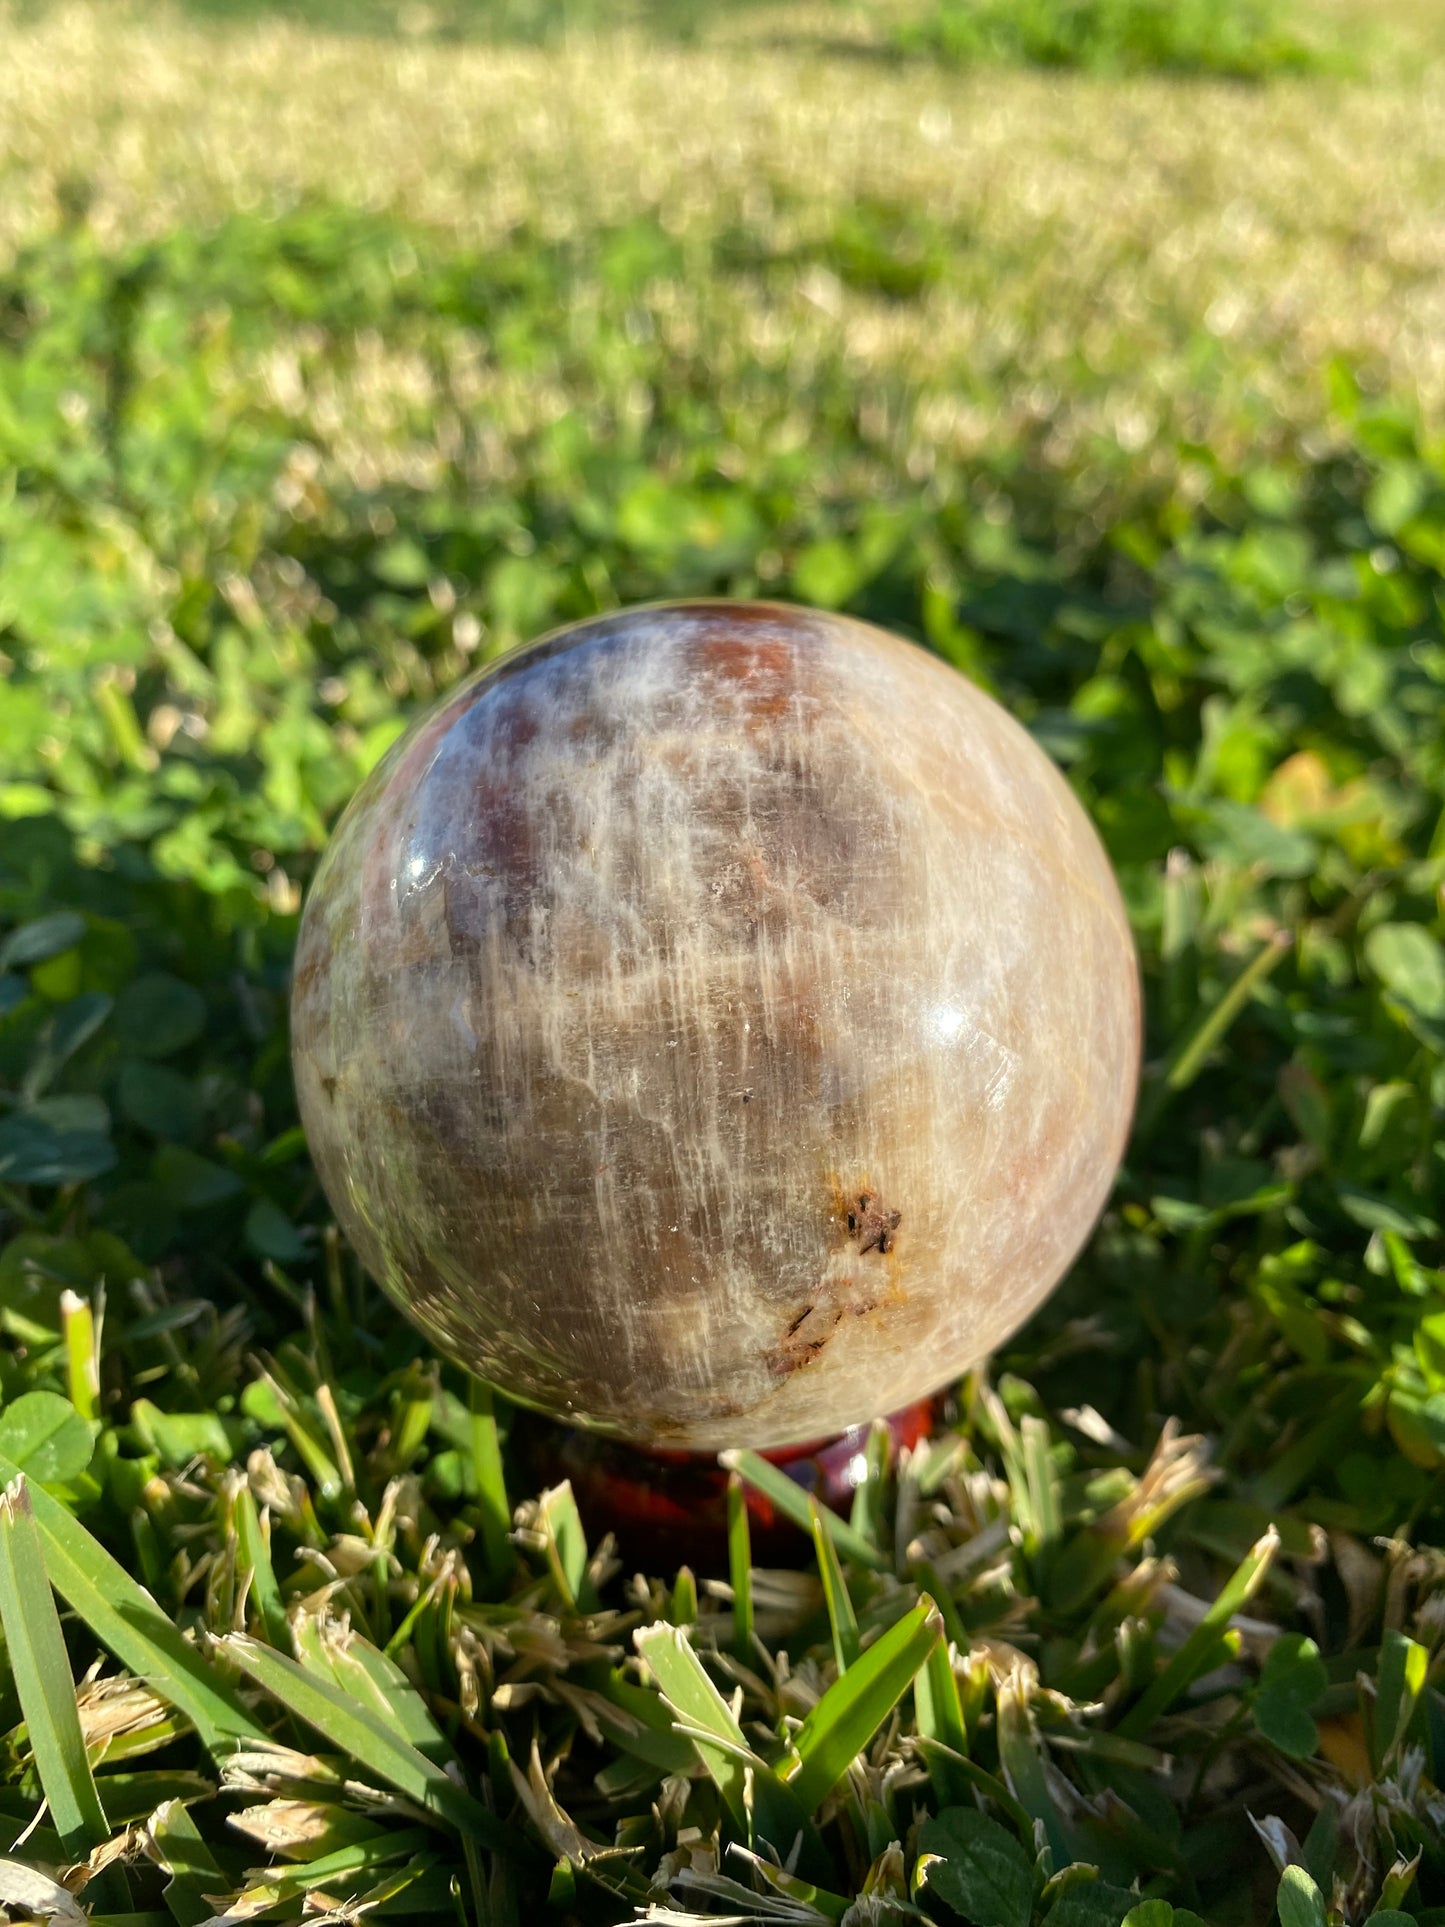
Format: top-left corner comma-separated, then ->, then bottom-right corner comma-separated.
0,1 -> 1443,1920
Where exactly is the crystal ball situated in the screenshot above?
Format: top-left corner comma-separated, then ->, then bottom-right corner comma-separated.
292,601 -> 1139,1450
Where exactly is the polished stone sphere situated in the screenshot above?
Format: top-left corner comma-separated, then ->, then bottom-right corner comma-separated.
292,601 -> 1139,1450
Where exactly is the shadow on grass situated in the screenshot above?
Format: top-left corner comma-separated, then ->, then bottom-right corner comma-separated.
11,0 -> 777,43
772,0 -> 1358,84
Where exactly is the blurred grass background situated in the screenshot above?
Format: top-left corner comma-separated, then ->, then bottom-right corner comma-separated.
2,0 -> 1444,472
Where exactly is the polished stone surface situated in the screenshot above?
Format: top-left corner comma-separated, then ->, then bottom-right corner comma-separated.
292,601 -> 1140,1449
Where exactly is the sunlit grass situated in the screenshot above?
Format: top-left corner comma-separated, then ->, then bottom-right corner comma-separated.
0,0 -> 1442,490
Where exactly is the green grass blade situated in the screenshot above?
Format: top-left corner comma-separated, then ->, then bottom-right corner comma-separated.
593,1670 -> 699,1776
719,1450 -> 890,1572
467,1377 -> 515,1586
314,1382 -> 357,1494
0,1476 -> 109,1860
291,1608 -> 339,1682
726,1472 -> 754,1662
668,1564 -> 698,1626
633,1622 -> 753,1831
910,1553 -> 971,1654
1165,930 -> 1292,1093
809,1496 -> 860,1672
1118,1527 -> 1279,1738
914,1638 -> 971,1805
735,1846 -> 852,1923
1021,1415 -> 1062,1555
996,1669 -> 1075,1867
257,1366 -> 343,1501
332,1857 -> 441,1916
380,1370 -> 430,1478
983,1391 -> 1032,1538
536,1482 -> 595,1613
219,1633 -> 509,1848
0,1447 -> 265,1755
1372,1629 -> 1428,1770
319,1623 -> 454,1767
233,1482 -> 288,1651
1137,931 -> 1292,1133
782,1596 -> 942,1812
148,1797 -> 223,1927
59,1289 -> 100,1424
228,1827 -> 436,1909
382,1562 -> 454,1665
634,1622 -> 822,1870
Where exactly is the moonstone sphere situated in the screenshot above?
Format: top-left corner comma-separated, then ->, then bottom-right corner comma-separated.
292,601 -> 1139,1451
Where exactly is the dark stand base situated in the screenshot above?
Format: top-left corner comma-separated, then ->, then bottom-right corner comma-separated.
512,1399 -> 939,1572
